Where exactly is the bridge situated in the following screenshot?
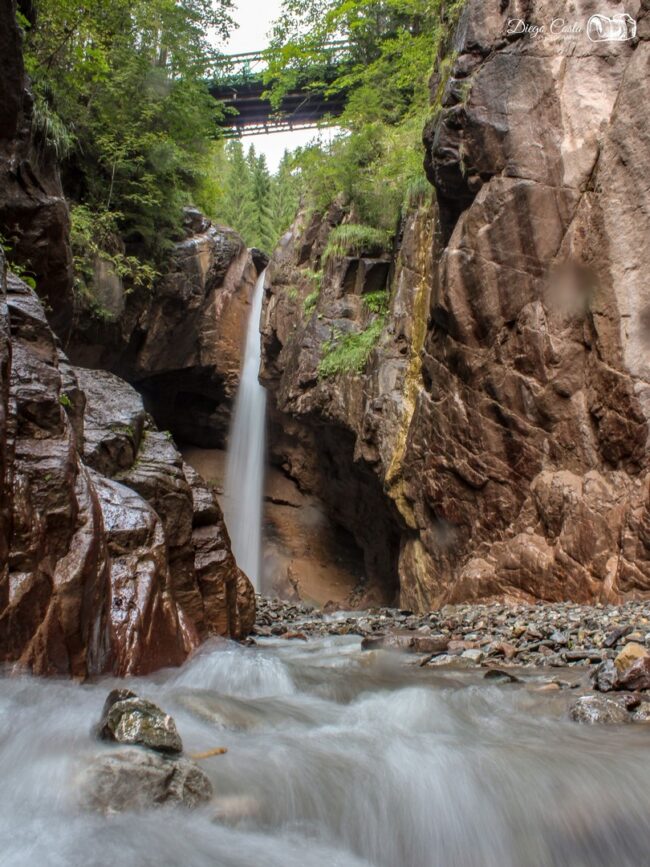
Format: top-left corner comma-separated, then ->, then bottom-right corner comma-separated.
210,46 -> 349,137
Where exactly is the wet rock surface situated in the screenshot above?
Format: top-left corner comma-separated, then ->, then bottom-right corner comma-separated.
82,748 -> 213,813
260,0 -> 650,610
568,695 -> 630,726
98,689 -> 183,754
0,255 -> 254,677
85,689 -> 211,813
68,212 -> 263,449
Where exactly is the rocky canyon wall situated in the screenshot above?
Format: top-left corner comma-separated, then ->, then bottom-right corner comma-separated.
0,0 -> 74,336
261,0 -> 650,609
66,209 -> 267,449
0,250 -> 254,677
0,1 -> 255,676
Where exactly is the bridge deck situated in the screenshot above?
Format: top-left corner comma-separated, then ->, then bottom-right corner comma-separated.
211,45 -> 349,135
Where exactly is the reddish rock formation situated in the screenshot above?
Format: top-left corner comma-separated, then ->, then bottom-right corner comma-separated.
0,0 -> 74,335
0,252 -> 254,677
261,0 -> 650,609
68,209 -> 265,448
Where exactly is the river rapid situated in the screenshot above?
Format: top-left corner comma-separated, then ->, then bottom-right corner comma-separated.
1,633 -> 649,867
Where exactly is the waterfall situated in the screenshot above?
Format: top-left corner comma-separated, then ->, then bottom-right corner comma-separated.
224,268 -> 267,591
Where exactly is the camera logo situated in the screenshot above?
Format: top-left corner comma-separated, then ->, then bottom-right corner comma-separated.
587,13 -> 637,41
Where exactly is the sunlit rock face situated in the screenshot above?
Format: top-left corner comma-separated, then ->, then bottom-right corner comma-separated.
0,255 -> 254,677
261,0 -> 650,608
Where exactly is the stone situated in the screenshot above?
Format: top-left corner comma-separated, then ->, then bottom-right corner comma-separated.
484,669 -> 520,684
616,658 -> 650,693
81,748 -> 213,813
604,626 -> 632,648
360,633 -> 448,654
569,696 -> 630,726
593,659 -> 619,693
614,643 -> 649,673
460,648 -> 484,663
631,702 -> 650,723
97,691 -> 183,755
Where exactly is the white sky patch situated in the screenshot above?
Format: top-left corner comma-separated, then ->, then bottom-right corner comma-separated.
224,0 -> 340,170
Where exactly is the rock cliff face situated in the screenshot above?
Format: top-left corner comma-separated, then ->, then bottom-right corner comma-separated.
0,252 -> 254,677
0,0 -> 74,335
262,0 -> 650,608
68,210 -> 265,449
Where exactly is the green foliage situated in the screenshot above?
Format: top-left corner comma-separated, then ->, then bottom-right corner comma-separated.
214,142 -> 300,252
0,233 -> 37,288
318,317 -> 385,378
363,290 -> 389,315
265,0 -> 464,231
303,289 -> 320,315
403,174 -> 431,210
303,268 -> 323,289
322,224 -> 391,264
58,393 -> 72,408
70,205 -> 158,295
31,92 -> 75,160
22,0 -> 235,261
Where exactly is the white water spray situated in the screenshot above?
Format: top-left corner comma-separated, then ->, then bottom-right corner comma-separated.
224,269 -> 267,590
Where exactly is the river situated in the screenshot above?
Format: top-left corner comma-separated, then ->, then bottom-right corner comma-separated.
1,632 -> 649,866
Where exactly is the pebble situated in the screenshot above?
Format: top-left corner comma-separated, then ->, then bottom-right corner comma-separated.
254,596 -> 650,672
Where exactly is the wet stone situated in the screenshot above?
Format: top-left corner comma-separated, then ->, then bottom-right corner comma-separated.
569,695 -> 630,725
98,689 -> 183,755
81,749 -> 212,813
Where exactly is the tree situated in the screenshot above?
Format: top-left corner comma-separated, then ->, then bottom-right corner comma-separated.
21,0 -> 236,262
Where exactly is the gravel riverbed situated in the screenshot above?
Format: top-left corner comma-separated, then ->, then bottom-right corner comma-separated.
253,596 -> 650,670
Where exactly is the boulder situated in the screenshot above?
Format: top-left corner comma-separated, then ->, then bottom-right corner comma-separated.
97,690 -> 183,755
593,659 -> 619,693
614,643 -> 650,673
81,749 -> 212,813
569,695 -> 630,725
616,657 -> 650,693
360,633 -> 449,653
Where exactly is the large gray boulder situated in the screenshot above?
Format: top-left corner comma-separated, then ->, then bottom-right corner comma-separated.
81,749 -> 213,813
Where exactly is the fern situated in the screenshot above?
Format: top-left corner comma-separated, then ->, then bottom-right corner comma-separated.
31,93 -> 74,160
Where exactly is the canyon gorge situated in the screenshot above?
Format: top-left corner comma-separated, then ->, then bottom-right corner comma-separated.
2,0 -> 650,674
1,0 -> 650,864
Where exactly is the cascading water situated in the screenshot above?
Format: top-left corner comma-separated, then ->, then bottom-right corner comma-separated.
3,630 -> 650,867
224,268 -> 267,590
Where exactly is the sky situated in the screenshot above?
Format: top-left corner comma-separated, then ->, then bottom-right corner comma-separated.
223,0 -> 339,170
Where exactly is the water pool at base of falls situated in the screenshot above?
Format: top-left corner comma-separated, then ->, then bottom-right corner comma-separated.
1,635 -> 649,867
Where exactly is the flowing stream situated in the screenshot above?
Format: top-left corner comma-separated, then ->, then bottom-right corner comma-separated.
2,630 -> 650,867
224,269 -> 267,590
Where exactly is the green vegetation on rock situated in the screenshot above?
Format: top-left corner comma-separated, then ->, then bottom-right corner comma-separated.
318,317 -> 385,378
322,224 -> 391,264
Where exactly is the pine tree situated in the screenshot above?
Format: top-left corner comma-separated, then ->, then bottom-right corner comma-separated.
218,140 -> 257,242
